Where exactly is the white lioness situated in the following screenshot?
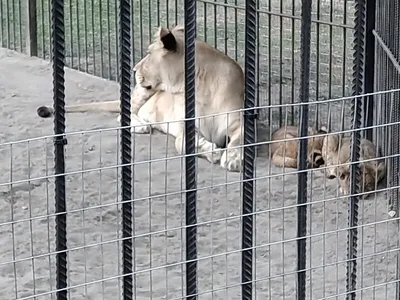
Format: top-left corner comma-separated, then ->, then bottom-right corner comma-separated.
37,25 -> 245,172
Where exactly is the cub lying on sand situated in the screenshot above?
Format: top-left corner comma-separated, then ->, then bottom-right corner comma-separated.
322,134 -> 386,197
37,25 -> 245,172
270,125 -> 328,169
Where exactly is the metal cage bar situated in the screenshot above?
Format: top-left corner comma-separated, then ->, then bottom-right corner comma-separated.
346,0 -> 367,298
118,0 -> 133,299
184,0 -> 198,297
241,0 -> 257,297
296,0 -> 312,298
363,0 -> 376,141
51,0 -> 68,299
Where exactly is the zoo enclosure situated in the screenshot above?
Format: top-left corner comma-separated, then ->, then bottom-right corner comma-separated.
0,0 -> 400,299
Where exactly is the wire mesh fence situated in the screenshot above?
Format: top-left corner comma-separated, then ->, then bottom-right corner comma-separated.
1,92 -> 400,299
0,0 -> 400,299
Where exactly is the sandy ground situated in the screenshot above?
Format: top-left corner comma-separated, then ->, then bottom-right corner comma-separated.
0,48 -> 399,300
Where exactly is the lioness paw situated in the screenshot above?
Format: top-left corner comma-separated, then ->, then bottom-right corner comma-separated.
131,124 -> 151,134
117,115 -> 151,134
220,148 -> 243,172
204,147 -> 224,164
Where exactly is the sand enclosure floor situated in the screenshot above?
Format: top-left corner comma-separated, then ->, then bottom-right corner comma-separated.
0,48 -> 398,300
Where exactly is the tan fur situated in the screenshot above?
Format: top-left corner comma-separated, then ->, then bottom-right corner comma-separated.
322,135 -> 386,197
270,125 -> 327,169
37,25 -> 245,172
131,25 -> 245,172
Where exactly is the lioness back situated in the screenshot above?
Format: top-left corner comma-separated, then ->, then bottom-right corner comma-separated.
194,40 -> 244,112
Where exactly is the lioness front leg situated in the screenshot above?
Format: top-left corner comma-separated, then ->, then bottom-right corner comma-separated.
220,116 -> 244,172
116,85 -> 157,134
174,131 -> 224,164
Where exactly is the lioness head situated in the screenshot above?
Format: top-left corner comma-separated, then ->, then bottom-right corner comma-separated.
134,25 -> 185,93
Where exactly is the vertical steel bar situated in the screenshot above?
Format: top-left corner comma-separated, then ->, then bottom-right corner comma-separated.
68,0 -> 73,67
12,0 -> 15,50
296,0 -> 312,298
6,0 -> 10,48
267,0 -> 271,128
26,0 -> 38,56
39,0 -> 44,58
391,3 -> 400,298
278,0 -> 283,124
83,0 -> 88,72
91,0 -> 96,75
99,0 -> 104,78
241,0 -> 256,297
106,0 -> 111,79
184,0 -> 198,296
363,0 -> 376,141
389,0 -> 400,217
0,0 -> 3,47
17,0 -> 22,52
315,0 -> 320,128
118,0 -> 133,299
391,89 -> 400,300
76,0 -> 81,71
48,0 -> 52,60
347,0 -> 366,297
114,0 -> 119,81
51,0 -> 68,299
291,0 -> 296,126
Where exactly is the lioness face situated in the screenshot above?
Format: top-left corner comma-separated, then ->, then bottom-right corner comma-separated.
133,26 -> 184,92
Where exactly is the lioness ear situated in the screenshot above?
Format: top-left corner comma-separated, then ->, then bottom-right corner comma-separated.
156,26 -> 177,52
161,33 -> 177,51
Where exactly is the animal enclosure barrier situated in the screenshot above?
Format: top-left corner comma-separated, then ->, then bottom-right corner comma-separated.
0,0 -> 400,299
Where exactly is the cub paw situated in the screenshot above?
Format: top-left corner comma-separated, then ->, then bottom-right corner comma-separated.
220,148 -> 243,172
339,187 -> 349,195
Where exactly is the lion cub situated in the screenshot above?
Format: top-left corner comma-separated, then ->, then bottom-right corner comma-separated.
322,135 -> 386,197
270,125 -> 327,169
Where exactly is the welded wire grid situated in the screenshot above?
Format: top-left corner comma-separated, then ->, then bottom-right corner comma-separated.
1,0 -> 353,127
0,91 -> 400,299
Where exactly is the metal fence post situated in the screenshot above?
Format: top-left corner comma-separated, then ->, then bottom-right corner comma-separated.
241,0 -> 257,297
390,3 -> 400,298
51,0 -> 68,299
297,0 -> 312,298
26,0 -> 38,56
346,0 -> 367,298
184,0 -> 198,297
118,0 -> 133,299
363,0 -> 376,141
